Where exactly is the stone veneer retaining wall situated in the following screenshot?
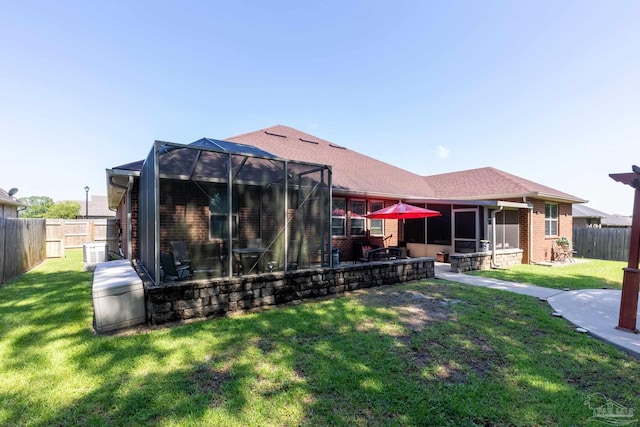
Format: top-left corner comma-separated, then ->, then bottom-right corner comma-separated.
144,257 -> 435,325
449,249 -> 523,273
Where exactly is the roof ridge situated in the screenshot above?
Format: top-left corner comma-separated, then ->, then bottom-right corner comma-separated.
225,124 -> 284,141
424,166 -> 493,179
426,166 -> 536,193
489,167 -> 534,192
275,125 -> 336,146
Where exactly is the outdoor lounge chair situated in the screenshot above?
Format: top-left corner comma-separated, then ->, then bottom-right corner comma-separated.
160,252 -> 191,280
170,240 -> 191,264
170,240 -> 192,272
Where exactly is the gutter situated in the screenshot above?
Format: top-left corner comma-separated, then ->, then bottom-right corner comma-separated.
108,175 -> 128,195
444,192 -> 587,204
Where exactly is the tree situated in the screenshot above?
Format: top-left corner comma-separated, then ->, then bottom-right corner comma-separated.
18,196 -> 54,218
18,196 -> 81,219
44,201 -> 80,219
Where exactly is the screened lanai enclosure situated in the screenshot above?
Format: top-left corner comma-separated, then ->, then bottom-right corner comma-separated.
138,138 -> 332,284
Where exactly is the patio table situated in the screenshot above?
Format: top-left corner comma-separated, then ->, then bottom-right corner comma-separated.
232,247 -> 270,274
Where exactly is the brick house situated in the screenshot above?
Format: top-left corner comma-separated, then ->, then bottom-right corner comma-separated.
227,126 -> 585,264
107,125 -> 586,278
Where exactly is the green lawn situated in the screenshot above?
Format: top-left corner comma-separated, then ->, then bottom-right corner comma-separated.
467,258 -> 627,290
1,251 -> 638,426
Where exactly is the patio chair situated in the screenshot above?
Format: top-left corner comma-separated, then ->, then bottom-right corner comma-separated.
357,247 -> 392,262
170,240 -> 192,272
552,241 -> 574,263
160,252 -> 191,280
170,240 -> 191,262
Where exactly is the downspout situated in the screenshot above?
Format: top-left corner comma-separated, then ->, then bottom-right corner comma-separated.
491,206 -> 503,268
524,197 -> 534,264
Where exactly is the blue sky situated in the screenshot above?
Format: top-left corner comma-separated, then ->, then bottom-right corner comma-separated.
1,1 -> 638,214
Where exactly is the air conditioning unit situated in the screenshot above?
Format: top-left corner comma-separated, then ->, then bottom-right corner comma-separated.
83,242 -> 108,266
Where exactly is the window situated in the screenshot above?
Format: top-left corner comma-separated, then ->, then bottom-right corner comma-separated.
210,214 -> 238,239
350,200 -> 366,236
488,209 -> 519,249
332,198 -> 346,236
209,188 -> 238,240
545,203 -> 558,236
369,201 -> 384,236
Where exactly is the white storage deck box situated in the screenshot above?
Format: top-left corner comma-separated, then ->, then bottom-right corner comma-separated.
92,260 -> 146,333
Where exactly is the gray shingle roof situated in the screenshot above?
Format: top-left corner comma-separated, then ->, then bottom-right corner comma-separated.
573,204 -> 632,227
572,204 -> 607,218
66,195 -> 114,217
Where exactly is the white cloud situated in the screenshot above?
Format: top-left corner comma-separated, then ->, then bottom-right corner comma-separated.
436,145 -> 451,159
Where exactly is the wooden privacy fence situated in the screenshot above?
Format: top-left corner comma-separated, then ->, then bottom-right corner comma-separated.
572,227 -> 631,262
46,219 -> 119,258
0,218 -> 46,284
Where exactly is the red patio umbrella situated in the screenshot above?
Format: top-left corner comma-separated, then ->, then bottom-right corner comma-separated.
365,202 -> 441,219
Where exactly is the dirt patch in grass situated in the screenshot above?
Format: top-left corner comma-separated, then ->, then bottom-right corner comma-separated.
351,286 -> 457,332
351,285 -> 500,383
190,362 -> 233,406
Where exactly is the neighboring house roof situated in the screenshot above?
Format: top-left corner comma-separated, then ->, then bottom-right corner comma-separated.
66,195 -> 115,217
87,195 -> 115,217
572,204 -> 607,219
573,204 -> 632,227
0,188 -> 24,207
227,125 -> 435,199
423,167 -> 587,204
107,124 -> 586,207
603,214 -> 632,227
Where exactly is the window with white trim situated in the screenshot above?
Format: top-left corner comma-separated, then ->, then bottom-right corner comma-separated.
350,200 -> 366,236
545,203 -> 558,236
332,198 -> 346,236
369,201 -> 384,236
209,188 -> 239,240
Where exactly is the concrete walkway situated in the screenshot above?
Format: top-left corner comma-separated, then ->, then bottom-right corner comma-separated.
435,264 -> 640,359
